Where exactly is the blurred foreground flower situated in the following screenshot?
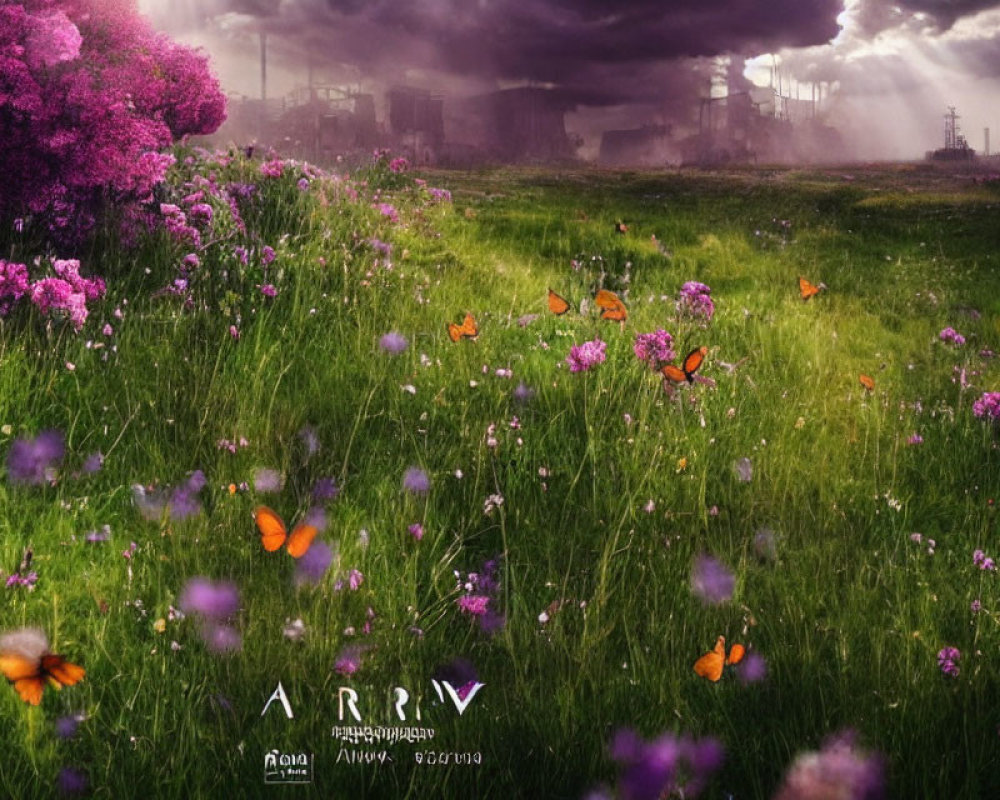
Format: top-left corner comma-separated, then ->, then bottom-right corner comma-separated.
7,430 -> 64,485
690,554 -> 734,605
774,730 -> 884,800
178,577 -> 242,654
402,466 -> 431,494
608,728 -> 724,800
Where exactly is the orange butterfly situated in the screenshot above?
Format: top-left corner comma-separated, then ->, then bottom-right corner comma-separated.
859,373 -> 875,392
594,289 -> 628,322
799,276 -> 824,300
693,635 -> 745,682
661,346 -> 708,384
547,289 -> 571,316
0,629 -> 85,706
447,313 -> 478,342
253,506 -> 317,559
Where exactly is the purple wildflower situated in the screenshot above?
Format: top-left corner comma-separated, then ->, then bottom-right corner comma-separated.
380,331 -> 408,354
908,433 -> 923,445
294,541 -> 334,585
335,645 -> 363,676
737,652 -> 768,684
973,392 -> 1000,420
312,477 -> 339,501
7,429 -> 65,485
261,246 -> 276,265
81,451 -> 104,474
254,468 -> 283,493
677,281 -> 715,322
513,382 -> 535,403
610,728 -> 724,800
56,767 -> 88,797
402,467 -> 431,494
408,523 -> 424,541
690,554 -> 735,605
973,549 -> 997,571
939,327 -> 966,346
178,577 -> 240,621
972,599 -> 983,613
377,203 -> 399,223
458,595 -> 490,616
348,569 -> 364,591
85,525 -> 111,543
204,624 -> 242,654
566,338 -> 607,373
55,714 -> 82,740
774,730 -> 884,800
937,646 -> 961,677
259,284 -> 277,298
633,330 -> 675,368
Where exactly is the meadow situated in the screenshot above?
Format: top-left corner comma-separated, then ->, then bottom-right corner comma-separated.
2,151 -> 1000,799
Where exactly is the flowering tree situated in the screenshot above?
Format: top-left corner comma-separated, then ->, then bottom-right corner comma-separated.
0,0 -> 226,246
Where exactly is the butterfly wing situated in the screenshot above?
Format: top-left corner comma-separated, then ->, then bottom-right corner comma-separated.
726,643 -> 746,666
41,654 -> 85,688
799,276 -> 820,300
595,290 -> 627,322
682,346 -> 707,380
254,506 -> 288,552
461,313 -> 478,339
859,374 -> 875,391
0,654 -> 44,705
548,289 -> 571,316
447,322 -> 463,342
661,364 -> 688,383
286,521 -> 318,559
600,300 -> 628,322
693,636 -> 726,682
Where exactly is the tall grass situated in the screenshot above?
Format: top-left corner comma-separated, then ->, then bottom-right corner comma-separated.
2,156 -> 999,798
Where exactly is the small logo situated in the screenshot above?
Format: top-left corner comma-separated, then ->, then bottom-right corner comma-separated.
263,750 -> 313,784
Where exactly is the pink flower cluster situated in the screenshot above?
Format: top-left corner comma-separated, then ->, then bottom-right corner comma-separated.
566,338 -> 607,372
0,0 -> 226,244
939,326 -> 966,346
1,257 -> 105,330
677,281 -> 715,322
633,329 -> 675,369
973,392 -> 1000,420
973,549 -> 996,571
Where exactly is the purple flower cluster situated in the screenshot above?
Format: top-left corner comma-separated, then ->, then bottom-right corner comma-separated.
677,281 -> 715,322
633,329 -> 675,369
402,466 -> 431,494
132,471 -> 206,521
690,554 -> 735,605
7,429 -> 65,485
566,338 -> 607,373
0,257 -> 106,331
973,549 -> 997,571
774,730 -> 884,800
972,391 -> 1000,420
377,203 -> 400,223
455,556 -> 504,633
0,2 -> 225,243
608,728 -> 724,800
939,326 -> 966,346
178,576 -> 242,654
380,331 -> 408,354
5,570 -> 38,590
937,646 -> 961,678
388,157 -> 410,173
427,187 -> 452,203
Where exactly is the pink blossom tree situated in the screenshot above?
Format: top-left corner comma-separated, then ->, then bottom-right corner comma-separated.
0,0 -> 226,246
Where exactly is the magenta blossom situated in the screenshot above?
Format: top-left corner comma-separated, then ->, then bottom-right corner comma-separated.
973,392 -> 1000,420
633,329 -> 675,368
7,429 -> 65,485
937,646 -> 961,677
567,338 -> 607,372
939,327 -> 966,346
677,281 -> 715,322
774,730 -> 884,800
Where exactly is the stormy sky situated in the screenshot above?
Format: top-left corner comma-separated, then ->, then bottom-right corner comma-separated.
139,0 -> 1000,160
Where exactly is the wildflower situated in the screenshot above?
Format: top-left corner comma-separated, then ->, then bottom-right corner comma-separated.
388,156 -> 409,173
973,549 -> 997,571
566,338 -> 607,372
908,433 -> 923,445
283,618 -> 306,641
178,577 -> 240,620
483,493 -> 504,515
939,327 -> 966,346
643,499 -> 656,514
676,281 -> 715,322
312,477 -> 338,501
973,392 -> 1000,420
6,429 -> 65,484
294,541 -> 334,585
408,523 -> 424,541
261,245 -> 276,265
229,325 -> 240,341
204,624 -> 242,654
168,471 -> 205,520
971,599 -> 982,613
55,715 -> 83,740
609,728 -> 724,800
633,330 -> 675,369
737,652 -> 767,684
377,203 -> 399,222
259,284 -> 277,298
774,730 -> 884,800
57,767 -> 88,796
937,646 -> 961,677
733,457 -> 753,482
690,554 -> 734,605
379,331 -> 408,354
402,467 -> 431,494
513,382 -> 535,403
335,645 -> 363,676
348,569 -> 364,590
458,595 -> 490,616
253,468 -> 283,493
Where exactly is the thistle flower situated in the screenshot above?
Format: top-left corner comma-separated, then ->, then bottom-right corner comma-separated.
566,338 -> 607,373
402,467 -> 430,494
379,331 -> 408,354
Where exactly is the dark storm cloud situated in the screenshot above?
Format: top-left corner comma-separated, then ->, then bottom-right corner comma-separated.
194,0 -> 844,106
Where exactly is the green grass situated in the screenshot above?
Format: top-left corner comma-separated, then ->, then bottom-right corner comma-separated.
2,155 -> 1000,798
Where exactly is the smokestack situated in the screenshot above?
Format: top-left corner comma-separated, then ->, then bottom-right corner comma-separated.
260,32 -> 267,102
986,127 -> 991,157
